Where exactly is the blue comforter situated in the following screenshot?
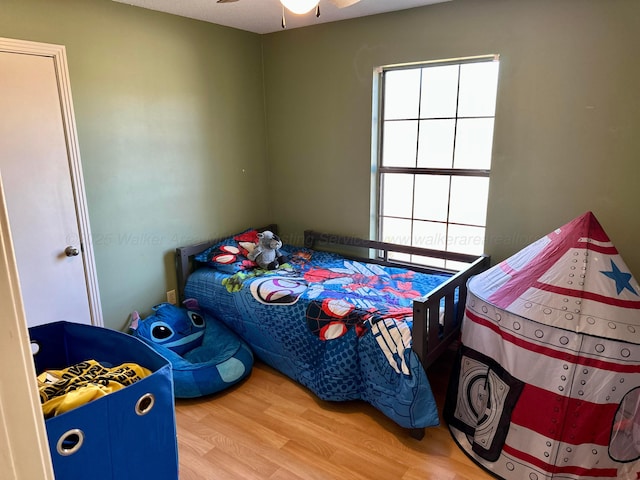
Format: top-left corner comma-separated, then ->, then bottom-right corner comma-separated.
184,246 -> 450,429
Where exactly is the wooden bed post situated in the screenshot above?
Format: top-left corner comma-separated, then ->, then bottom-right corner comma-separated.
412,302 -> 427,366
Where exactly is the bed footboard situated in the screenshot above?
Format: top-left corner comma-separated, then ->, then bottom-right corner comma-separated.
412,254 -> 490,369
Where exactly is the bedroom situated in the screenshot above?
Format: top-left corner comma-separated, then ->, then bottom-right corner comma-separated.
1,0 -> 639,478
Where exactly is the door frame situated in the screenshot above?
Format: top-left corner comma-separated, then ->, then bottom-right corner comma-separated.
0,174 -> 54,479
0,37 -> 103,327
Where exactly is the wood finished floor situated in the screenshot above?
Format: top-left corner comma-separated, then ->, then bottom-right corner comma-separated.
175,346 -> 493,480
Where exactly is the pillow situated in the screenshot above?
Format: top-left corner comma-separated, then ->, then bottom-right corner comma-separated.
195,229 -> 259,274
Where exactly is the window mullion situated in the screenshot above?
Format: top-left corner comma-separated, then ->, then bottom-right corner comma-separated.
380,166 -> 490,177
444,65 -> 463,260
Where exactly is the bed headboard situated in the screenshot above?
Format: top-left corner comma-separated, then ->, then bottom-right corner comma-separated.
303,230 -> 481,275
175,224 -> 277,303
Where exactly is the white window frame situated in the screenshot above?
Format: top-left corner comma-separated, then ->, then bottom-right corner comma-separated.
371,55 -> 499,271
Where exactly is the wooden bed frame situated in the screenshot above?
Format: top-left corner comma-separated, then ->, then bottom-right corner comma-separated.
176,225 -> 489,370
175,225 -> 489,439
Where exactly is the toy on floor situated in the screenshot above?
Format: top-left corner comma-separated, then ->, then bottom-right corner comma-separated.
130,299 -> 253,398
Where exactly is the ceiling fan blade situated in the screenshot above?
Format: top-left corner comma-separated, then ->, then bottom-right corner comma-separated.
328,0 -> 361,7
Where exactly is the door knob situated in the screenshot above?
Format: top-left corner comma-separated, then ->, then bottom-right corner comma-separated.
65,246 -> 80,257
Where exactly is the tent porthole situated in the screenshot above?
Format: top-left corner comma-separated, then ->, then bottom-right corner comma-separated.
610,387 -> 640,462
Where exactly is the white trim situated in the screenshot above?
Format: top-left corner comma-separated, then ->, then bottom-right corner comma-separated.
0,174 -> 54,480
381,53 -> 500,71
0,37 -> 103,327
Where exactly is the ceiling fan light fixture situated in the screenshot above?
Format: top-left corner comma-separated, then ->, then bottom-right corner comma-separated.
280,0 -> 320,15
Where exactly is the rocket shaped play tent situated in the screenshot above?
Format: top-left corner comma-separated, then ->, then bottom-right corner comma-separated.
444,212 -> 640,479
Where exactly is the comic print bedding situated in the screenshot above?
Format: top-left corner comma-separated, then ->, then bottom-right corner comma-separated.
184,244 -> 453,429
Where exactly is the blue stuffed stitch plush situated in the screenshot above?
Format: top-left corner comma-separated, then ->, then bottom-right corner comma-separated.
130,299 -> 253,398
131,301 -> 206,356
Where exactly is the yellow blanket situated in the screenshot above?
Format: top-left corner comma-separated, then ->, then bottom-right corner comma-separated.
38,360 -> 151,418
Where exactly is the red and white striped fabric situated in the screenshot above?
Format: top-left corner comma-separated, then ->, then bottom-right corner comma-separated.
446,212 -> 640,480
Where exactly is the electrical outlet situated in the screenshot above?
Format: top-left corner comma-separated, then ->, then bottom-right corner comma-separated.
166,289 -> 177,305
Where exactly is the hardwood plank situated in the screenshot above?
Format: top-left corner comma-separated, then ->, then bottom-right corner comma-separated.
175,414 -> 216,457
278,440 -> 372,480
269,468 -> 309,480
178,446 -> 229,480
202,445 -> 280,479
176,347 -> 493,479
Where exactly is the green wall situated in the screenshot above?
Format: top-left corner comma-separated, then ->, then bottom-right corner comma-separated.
3,0 -> 640,330
263,0 -> 640,274
1,0 -> 269,330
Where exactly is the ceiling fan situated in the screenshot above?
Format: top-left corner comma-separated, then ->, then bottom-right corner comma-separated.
216,0 -> 362,28
216,0 -> 360,8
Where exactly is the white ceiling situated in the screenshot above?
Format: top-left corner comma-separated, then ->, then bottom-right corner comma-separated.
112,0 -> 450,35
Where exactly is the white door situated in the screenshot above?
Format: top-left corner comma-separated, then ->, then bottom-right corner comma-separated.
0,39 -> 102,327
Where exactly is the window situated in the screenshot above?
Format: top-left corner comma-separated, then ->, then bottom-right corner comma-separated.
372,56 -> 499,270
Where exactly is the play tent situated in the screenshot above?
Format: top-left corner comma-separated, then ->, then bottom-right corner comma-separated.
445,212 -> 640,479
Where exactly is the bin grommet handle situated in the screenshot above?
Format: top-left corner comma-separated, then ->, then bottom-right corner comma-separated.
56,429 -> 84,456
135,392 -> 155,416
30,340 -> 40,356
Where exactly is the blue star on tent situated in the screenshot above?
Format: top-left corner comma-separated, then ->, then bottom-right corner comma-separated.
600,260 -> 638,296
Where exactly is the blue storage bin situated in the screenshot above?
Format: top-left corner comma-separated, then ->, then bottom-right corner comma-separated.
29,321 -> 179,480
